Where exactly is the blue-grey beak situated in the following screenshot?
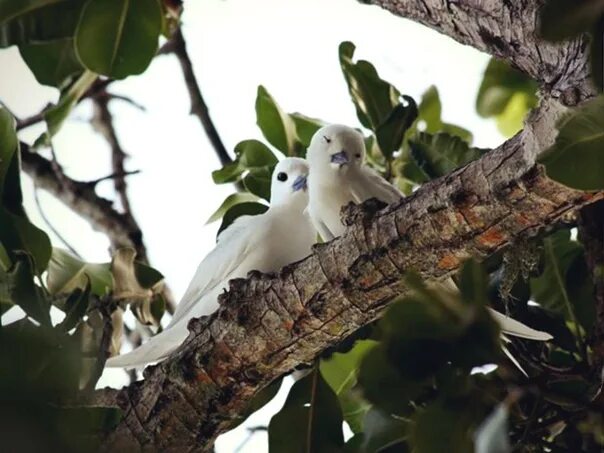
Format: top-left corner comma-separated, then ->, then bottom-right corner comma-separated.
330,150 -> 349,166
292,174 -> 307,192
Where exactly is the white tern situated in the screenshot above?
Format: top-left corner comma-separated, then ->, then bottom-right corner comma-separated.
107,158 -> 316,368
306,124 -> 552,372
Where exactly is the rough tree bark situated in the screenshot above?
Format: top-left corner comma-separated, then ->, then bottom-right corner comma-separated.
88,1 -> 601,450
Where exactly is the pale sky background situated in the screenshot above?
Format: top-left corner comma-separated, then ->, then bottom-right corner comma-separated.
0,0 -> 504,451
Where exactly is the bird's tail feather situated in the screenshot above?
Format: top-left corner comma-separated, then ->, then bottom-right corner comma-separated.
488,308 -> 553,341
105,324 -> 186,368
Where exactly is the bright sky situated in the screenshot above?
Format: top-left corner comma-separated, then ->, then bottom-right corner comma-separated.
0,0 -> 503,451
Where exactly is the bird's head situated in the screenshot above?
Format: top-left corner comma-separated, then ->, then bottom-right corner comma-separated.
307,124 -> 365,177
270,157 -> 309,206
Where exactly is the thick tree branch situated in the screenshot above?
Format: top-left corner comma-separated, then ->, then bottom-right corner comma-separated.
371,0 -> 596,104
164,28 -> 233,166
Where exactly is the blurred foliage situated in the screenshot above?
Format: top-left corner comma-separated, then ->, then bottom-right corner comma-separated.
475,58 -> 538,137
1,0 -> 604,450
539,94 -> 604,190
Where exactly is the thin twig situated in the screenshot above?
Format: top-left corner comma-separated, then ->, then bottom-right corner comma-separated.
33,187 -> 82,258
86,170 -> 142,188
163,28 -> 233,166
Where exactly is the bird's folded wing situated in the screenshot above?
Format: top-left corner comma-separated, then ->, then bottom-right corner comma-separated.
488,308 -> 553,341
167,214 -> 258,327
350,166 -> 403,205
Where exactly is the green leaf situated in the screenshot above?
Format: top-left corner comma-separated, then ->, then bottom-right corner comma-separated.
290,112 -> 325,148
57,283 -> 91,332
475,58 -> 538,138
321,339 -> 377,396
243,167 -> 272,201
206,192 -> 260,224
410,402 -> 474,453
458,259 -> 490,307
255,85 -> 304,156
0,318 -> 81,398
237,139 -> 279,168
540,0 -> 604,42
0,266 -> 13,315
320,339 -> 377,433
74,0 -> 162,79
211,139 -> 278,185
217,202 -> 268,238
0,111 -> 51,271
409,132 -> 487,180
539,94 -> 604,190
269,368 -> 344,453
46,248 -> 112,296
530,230 -> 595,332
0,0 -> 84,48
36,70 -> 97,143
375,97 -> 418,159
339,41 -> 399,130
19,38 -> 83,88
417,86 -> 473,143
7,253 -> 51,326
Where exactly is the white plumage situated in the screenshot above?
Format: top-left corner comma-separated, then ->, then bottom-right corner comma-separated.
107,158 -> 316,368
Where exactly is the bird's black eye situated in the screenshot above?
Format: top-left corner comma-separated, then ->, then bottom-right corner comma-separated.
355,153 -> 361,159
277,172 -> 288,182
323,136 -> 331,144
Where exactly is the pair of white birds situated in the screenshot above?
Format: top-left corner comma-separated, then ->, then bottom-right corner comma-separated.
107,124 -> 551,369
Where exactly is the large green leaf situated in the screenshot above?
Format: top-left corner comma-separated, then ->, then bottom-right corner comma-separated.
269,368 -> 344,453
476,58 -> 538,137
0,109 -> 51,271
36,70 -> 97,144
290,112 -> 325,148
243,167 -> 272,201
255,85 -> 304,156
409,132 -> 487,180
0,0 -> 84,48
539,94 -> 604,190
0,209 -> 52,272
212,139 -> 278,184
74,0 -> 162,79
7,253 -> 51,326
56,282 -> 91,332
409,402 -> 474,453
217,202 -> 268,238
320,339 -> 377,433
417,86 -> 473,143
339,41 -> 399,130
46,248 -> 112,296
206,192 -> 260,224
530,230 -> 595,333
540,0 -> 604,42
19,38 -> 83,88
375,97 -> 418,159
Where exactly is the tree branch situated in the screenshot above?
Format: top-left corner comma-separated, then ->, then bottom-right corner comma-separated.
163,28 -> 233,166
370,0 -> 596,104
20,143 -> 146,258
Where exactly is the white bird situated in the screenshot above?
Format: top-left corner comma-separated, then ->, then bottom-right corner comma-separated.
306,124 -> 552,373
107,158 -> 316,368
306,124 -> 403,241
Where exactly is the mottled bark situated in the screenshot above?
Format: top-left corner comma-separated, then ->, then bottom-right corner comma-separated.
88,1 -> 603,450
